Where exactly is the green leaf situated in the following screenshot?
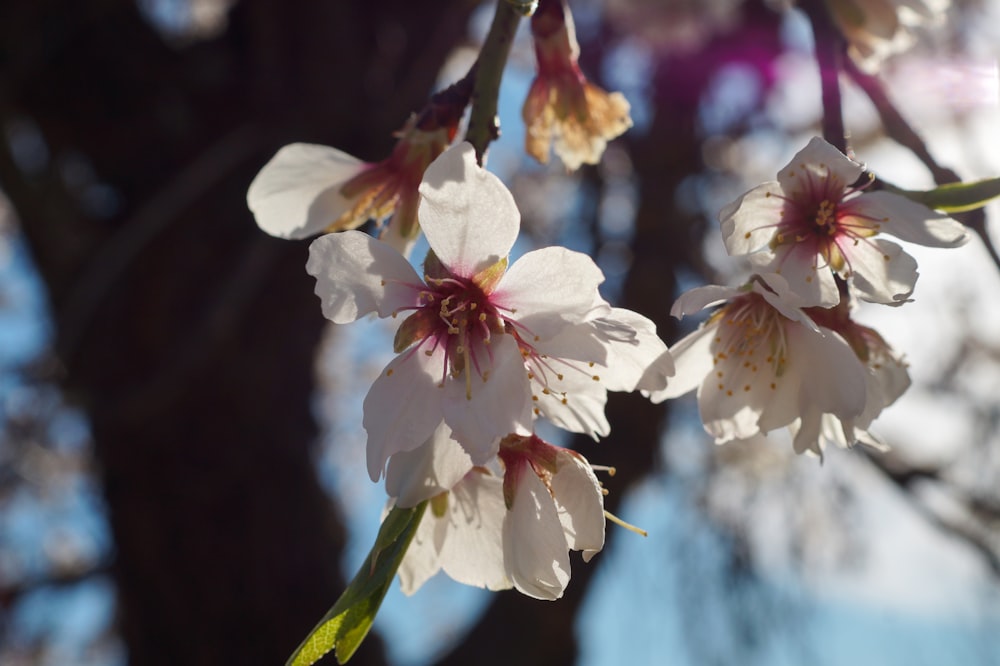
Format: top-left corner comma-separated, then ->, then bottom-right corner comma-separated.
890,177 -> 1000,213
286,502 -> 427,666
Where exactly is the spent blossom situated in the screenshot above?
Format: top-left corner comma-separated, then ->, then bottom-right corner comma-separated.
823,0 -> 951,73
648,278 -> 870,456
522,0 -> 633,170
247,110 -> 458,251
306,142 -> 673,479
720,137 -> 968,308
389,425 -> 606,601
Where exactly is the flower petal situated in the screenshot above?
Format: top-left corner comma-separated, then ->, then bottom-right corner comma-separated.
551,450 -> 605,558
442,335 -> 532,465
307,231 -> 423,323
670,284 -> 742,319
856,190 -> 969,248
647,325 -> 715,402
438,472 -> 511,592
247,143 -> 365,239
846,238 -> 918,305
496,247 -> 605,340
532,365 -> 610,439
777,137 -> 863,197
788,325 -> 868,420
363,349 -> 446,481
503,470 -> 571,600
720,182 -> 785,256
385,423 -> 473,508
396,499 -> 446,595
589,309 -> 675,392
418,143 -> 519,276
753,243 -> 840,308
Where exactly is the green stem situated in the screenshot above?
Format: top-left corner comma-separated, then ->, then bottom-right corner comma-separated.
465,0 -> 526,164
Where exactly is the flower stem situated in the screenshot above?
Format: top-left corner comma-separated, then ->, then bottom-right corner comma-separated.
465,0 -> 528,164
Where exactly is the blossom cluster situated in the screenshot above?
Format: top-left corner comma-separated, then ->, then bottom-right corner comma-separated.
252,135 -> 672,599
245,0 -> 968,613
656,137 -> 967,457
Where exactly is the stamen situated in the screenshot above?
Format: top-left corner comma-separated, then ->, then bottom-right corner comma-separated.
605,510 -> 648,537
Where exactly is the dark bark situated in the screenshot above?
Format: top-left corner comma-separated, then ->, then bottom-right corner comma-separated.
0,0 -> 473,663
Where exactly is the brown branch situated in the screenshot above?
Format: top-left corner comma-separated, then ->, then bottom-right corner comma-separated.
799,0 -> 848,152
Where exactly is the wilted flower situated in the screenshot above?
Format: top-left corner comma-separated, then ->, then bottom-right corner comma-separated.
247,113 -> 456,252
720,137 -> 967,308
824,0 -> 950,72
649,279 -> 870,455
522,0 -> 633,170
307,142 -> 672,479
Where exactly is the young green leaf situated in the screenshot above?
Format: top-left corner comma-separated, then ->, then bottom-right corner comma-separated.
286,502 -> 427,666
889,177 -> 1000,213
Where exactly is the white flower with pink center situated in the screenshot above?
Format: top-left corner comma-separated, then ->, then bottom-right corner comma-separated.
649,279 -> 870,454
721,137 -> 968,308
246,115 -> 455,252
307,142 -> 671,479
388,425 -> 605,601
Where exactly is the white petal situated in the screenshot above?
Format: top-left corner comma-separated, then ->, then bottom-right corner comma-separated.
442,336 -> 532,465
777,137 -> 863,196
396,500 -> 445,595
670,284 -> 742,319
307,231 -> 423,323
699,392 -> 763,443
532,317 -> 609,366
418,143 -> 519,276
753,244 -> 839,308
438,472 -> 512,592
533,365 -> 610,439
846,238 -> 917,305
792,410 -> 825,456
590,308 -> 675,392
503,471 -> 571,600
856,190 -> 969,247
696,355 -> 779,443
247,143 -> 364,239
496,247 -> 605,341
551,450 -> 605,556
788,325 -> 868,419
720,182 -> 785,256
752,276 -> 822,330
363,350 -> 446,481
647,325 -> 716,402
385,423 -> 473,508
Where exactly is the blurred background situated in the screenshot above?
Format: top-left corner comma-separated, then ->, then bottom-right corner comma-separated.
1,0 -> 1000,664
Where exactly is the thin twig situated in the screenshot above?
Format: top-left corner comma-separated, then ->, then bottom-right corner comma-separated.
843,58 -> 1000,272
844,58 -> 958,183
465,0 -> 527,164
800,0 -> 847,152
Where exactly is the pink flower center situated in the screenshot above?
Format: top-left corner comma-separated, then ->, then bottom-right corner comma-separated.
394,273 -> 509,398
769,165 -> 888,274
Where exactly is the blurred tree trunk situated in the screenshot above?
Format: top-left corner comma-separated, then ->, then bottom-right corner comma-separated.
0,0 -> 473,663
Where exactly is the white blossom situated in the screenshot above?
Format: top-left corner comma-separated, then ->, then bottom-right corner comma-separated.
307,142 -> 673,479
720,137 -> 967,308
649,279 -> 870,455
